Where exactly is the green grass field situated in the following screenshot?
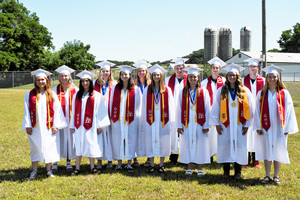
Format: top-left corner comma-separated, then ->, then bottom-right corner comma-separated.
0,82 -> 299,199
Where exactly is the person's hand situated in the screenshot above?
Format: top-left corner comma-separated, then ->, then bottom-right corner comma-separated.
202,129 -> 209,134
242,127 -> 248,135
26,127 -> 32,135
70,128 -> 75,134
257,130 -> 263,135
52,128 -> 58,135
177,128 -> 184,134
97,128 -> 103,135
216,125 -> 223,135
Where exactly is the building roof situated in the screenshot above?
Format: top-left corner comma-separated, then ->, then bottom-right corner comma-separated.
233,51 -> 300,64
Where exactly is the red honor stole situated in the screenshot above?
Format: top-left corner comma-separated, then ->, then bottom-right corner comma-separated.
29,89 -> 54,129
260,88 -> 285,131
220,87 -> 251,127
168,73 -> 187,96
146,86 -> 169,127
111,86 -> 135,125
206,75 -> 224,105
181,87 -> 206,128
74,92 -> 95,130
57,84 -> 76,120
94,80 -> 102,93
244,74 -> 264,95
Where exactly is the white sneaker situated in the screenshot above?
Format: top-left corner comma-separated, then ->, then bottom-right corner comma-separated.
66,162 -> 73,170
197,170 -> 205,177
47,170 -> 55,178
29,171 -> 37,180
185,169 -> 193,175
51,164 -> 58,170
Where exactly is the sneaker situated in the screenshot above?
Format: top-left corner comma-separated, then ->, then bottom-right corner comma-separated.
66,162 -> 73,170
47,170 -> 55,178
253,161 -> 262,169
125,164 -> 134,172
144,160 -> 151,167
133,161 -> 140,167
106,162 -> 113,169
149,166 -> 155,173
29,171 -> 38,180
185,169 -> 193,175
197,170 -> 205,177
234,174 -> 242,180
273,176 -> 281,184
223,173 -> 230,179
51,163 -> 58,171
158,166 -> 165,173
115,165 -> 122,171
261,176 -> 272,183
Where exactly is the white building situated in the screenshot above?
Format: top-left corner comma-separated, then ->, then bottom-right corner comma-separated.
225,51 -> 300,81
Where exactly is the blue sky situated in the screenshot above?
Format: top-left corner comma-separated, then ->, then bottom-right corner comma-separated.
19,0 -> 300,62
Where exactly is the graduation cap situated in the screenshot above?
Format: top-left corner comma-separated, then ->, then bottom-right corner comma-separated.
96,61 -> 116,70
171,57 -> 188,66
262,64 -> 284,75
148,64 -> 168,74
55,65 -> 75,74
223,63 -> 245,74
244,58 -> 260,66
133,60 -> 152,69
184,66 -> 203,75
207,57 -> 226,67
76,70 -> 97,80
117,65 -> 135,74
31,68 -> 52,78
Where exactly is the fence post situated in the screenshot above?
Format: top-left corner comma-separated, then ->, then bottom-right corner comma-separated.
12,71 -> 14,88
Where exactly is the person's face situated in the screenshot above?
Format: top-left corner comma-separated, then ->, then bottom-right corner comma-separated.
137,68 -> 146,79
152,72 -> 161,83
266,73 -> 278,87
101,69 -> 110,81
211,64 -> 221,76
59,73 -> 70,84
174,65 -> 184,78
81,78 -> 90,89
227,72 -> 237,85
248,65 -> 259,74
188,74 -> 198,87
120,72 -> 130,82
36,76 -> 47,89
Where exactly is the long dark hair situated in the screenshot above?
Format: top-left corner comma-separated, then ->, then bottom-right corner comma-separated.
148,73 -> 165,94
77,79 -> 94,100
183,74 -> 201,97
221,73 -> 245,102
116,72 -> 134,90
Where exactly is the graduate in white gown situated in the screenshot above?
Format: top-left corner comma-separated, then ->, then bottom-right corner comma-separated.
110,65 -> 142,172
200,57 -> 226,161
210,64 -> 255,179
241,58 -> 265,169
93,61 -> 117,170
254,65 -> 298,184
70,70 -> 110,175
177,66 -> 211,176
133,60 -> 152,167
51,65 -> 78,171
142,64 -> 175,173
165,57 -> 188,165
22,69 -> 67,180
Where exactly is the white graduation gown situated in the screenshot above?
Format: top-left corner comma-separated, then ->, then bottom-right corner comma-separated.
242,77 -> 265,152
254,89 -> 298,164
209,87 -> 255,165
110,86 -> 142,160
142,86 -> 175,158
165,75 -> 186,154
176,88 -> 211,164
22,91 -> 67,163
70,91 -> 110,158
137,84 -> 148,157
201,77 -> 226,157
93,80 -> 116,161
52,84 -> 78,160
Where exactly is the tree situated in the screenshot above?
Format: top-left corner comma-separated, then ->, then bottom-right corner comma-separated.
58,40 -> 96,70
0,0 -> 53,71
185,49 -> 204,64
232,48 -> 240,56
278,23 -> 300,52
268,48 -> 280,52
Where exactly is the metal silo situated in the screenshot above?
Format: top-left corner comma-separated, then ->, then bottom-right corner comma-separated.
218,25 -> 232,61
204,26 -> 218,63
240,26 -> 251,51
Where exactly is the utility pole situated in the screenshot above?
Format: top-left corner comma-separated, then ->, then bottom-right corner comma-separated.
262,0 -> 267,73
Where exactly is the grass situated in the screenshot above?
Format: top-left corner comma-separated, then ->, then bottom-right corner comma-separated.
0,82 -> 299,199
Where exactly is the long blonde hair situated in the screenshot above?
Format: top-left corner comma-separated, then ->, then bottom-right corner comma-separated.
260,73 -> 286,101
134,68 -> 151,86
97,68 -> 115,86
149,73 -> 165,93
221,73 -> 245,102
34,77 -> 54,103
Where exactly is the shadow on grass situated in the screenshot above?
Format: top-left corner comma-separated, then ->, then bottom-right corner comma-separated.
0,163 -> 271,189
